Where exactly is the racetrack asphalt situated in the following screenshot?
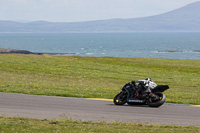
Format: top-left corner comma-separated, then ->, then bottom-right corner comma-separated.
0,92 -> 200,126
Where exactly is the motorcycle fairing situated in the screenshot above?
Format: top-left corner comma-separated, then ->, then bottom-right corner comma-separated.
128,98 -> 145,103
122,83 -> 134,98
122,83 -> 146,103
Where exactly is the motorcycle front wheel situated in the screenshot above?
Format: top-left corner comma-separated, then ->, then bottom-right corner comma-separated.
148,92 -> 166,107
113,91 -> 127,105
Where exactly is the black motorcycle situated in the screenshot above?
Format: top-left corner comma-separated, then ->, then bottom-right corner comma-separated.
113,78 -> 169,107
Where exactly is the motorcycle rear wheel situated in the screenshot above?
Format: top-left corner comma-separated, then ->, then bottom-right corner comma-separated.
113,92 -> 127,105
148,92 -> 166,107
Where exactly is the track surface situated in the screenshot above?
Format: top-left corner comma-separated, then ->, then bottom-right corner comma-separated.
0,92 -> 200,126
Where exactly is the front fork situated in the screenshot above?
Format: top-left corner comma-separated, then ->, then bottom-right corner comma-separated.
119,90 -> 128,100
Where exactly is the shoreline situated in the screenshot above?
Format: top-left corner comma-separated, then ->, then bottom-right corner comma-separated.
2,48 -> 200,54
1,48 -> 200,60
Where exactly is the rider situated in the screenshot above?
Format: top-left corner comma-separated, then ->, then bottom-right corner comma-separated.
131,78 -> 157,94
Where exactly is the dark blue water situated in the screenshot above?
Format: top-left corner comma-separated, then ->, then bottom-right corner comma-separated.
0,33 -> 200,60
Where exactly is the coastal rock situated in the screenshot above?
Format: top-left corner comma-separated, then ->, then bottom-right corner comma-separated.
0,48 -> 42,55
0,48 -> 76,55
158,50 -> 200,53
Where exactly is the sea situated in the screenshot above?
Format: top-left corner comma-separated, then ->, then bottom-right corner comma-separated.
0,32 -> 200,60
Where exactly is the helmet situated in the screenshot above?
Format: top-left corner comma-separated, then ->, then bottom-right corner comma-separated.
145,78 -> 152,81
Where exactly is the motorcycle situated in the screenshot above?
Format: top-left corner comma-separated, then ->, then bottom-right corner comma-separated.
113,78 -> 169,107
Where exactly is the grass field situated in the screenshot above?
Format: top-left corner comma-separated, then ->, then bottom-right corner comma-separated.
0,116 -> 199,133
0,54 -> 200,104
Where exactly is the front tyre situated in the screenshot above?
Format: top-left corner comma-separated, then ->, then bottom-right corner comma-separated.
113,91 -> 127,105
148,92 -> 166,107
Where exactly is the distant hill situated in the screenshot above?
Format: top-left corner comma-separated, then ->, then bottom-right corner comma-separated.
0,1 -> 200,33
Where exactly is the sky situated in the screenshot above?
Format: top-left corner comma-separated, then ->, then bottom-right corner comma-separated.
0,0 -> 200,22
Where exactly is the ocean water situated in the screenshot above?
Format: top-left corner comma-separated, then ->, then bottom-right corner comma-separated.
0,33 -> 200,60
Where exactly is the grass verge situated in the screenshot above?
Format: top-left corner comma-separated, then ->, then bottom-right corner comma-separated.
0,54 -> 200,104
0,116 -> 199,133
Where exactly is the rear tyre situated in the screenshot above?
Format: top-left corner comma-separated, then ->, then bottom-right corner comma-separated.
148,92 -> 166,107
113,92 -> 127,105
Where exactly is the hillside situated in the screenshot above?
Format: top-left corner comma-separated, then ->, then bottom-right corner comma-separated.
0,1 -> 200,32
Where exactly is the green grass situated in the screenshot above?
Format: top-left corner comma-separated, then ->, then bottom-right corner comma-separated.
0,116 -> 199,133
0,54 -> 200,104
